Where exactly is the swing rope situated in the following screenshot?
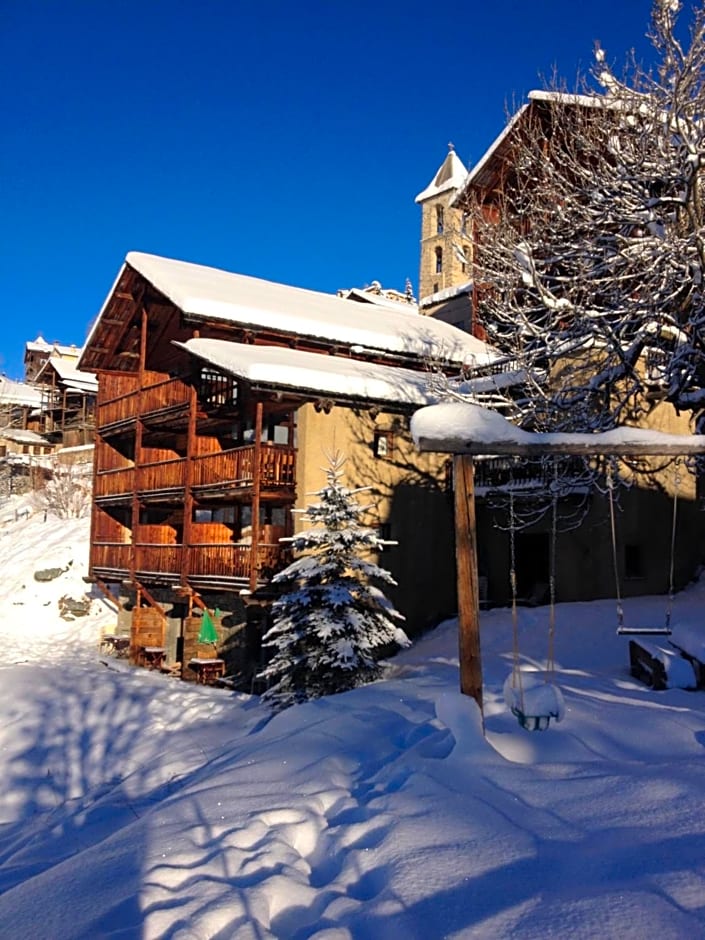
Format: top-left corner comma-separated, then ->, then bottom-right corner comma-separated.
665,459 -> 681,632
545,460 -> 558,682
509,482 -> 525,712
607,463 -> 626,633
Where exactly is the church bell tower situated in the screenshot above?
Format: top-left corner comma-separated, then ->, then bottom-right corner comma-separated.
415,145 -> 471,304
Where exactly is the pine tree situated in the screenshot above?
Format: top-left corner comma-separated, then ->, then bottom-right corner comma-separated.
258,452 -> 409,710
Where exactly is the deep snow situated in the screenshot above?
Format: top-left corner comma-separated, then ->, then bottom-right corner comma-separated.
1,497 -> 705,938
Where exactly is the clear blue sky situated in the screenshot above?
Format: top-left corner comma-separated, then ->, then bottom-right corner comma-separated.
1,0 -> 660,379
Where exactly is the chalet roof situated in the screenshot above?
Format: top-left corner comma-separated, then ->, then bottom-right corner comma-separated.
415,148 -> 468,203
451,90 -> 606,204
25,335 -> 51,355
174,338 -> 441,409
0,377 -> 43,408
86,252 -> 494,370
36,356 -> 98,393
0,427 -> 49,445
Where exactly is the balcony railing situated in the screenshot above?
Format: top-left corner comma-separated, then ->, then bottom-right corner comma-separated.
136,458 -> 186,494
95,466 -> 135,499
91,540 -> 289,582
91,542 -> 132,571
192,444 -> 296,490
97,376 -> 191,428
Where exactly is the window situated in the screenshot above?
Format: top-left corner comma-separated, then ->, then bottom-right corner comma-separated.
435,247 -> 443,274
436,205 -> 445,234
373,430 -> 393,459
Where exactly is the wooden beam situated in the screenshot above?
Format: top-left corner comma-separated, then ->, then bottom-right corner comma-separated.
453,455 -> 484,719
249,400 -> 264,591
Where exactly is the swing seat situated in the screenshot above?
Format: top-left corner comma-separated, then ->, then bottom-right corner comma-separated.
503,673 -> 565,732
511,707 -> 553,732
617,625 -> 672,636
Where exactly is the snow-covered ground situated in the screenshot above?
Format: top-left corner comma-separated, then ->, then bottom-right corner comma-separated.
2,497 -> 705,938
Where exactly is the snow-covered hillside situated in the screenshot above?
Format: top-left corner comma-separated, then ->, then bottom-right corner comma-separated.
1,498 -> 705,938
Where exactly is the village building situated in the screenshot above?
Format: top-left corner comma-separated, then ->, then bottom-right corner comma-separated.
418,94 -> 705,611
79,251 -> 496,684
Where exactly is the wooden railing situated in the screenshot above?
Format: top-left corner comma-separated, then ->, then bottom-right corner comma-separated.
188,543 -> 289,579
97,376 -> 190,427
192,445 -> 296,489
134,544 -> 182,575
136,458 -> 186,493
91,540 -> 289,581
95,467 -> 135,498
91,542 -> 132,571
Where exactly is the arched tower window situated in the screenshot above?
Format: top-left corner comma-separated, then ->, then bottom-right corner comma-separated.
436,205 -> 445,234
435,246 -> 443,274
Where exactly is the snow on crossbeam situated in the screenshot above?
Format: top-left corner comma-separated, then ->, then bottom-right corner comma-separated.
411,402 -> 705,456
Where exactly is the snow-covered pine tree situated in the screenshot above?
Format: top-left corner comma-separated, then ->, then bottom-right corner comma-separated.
258,452 -> 409,710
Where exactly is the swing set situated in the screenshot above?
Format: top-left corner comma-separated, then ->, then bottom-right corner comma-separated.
411,401 -> 705,732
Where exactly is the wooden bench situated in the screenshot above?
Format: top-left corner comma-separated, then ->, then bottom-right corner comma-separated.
188,658 -> 226,685
629,639 -> 697,691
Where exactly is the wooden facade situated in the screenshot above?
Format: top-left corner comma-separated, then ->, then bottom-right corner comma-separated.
81,253 -> 483,683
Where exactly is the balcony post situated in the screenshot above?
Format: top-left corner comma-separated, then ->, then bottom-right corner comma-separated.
249,400 -> 264,591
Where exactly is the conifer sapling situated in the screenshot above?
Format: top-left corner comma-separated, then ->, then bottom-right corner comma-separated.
258,452 -> 409,709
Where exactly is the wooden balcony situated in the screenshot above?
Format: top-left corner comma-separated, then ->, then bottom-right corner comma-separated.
136,458 -> 186,496
90,540 -> 290,585
91,542 -> 132,573
95,466 -> 135,500
94,444 -> 296,505
97,376 -> 191,430
192,444 -> 296,493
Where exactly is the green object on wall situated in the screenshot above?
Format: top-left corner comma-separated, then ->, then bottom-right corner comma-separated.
197,609 -> 218,644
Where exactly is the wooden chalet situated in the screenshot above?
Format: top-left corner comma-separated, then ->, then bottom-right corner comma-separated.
80,251 -> 494,683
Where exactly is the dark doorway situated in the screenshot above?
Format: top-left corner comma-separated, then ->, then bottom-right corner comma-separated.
515,532 -> 550,605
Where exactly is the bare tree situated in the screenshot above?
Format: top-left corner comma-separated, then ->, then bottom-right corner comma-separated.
35,452 -> 92,519
462,0 -> 705,438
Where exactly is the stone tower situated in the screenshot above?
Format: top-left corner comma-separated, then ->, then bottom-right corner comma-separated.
415,145 -> 472,304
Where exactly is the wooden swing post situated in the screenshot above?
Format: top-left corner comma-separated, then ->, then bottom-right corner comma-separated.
453,455 -> 484,716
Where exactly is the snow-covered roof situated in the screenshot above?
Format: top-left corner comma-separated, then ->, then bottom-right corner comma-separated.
451,105 -> 529,204
0,427 -> 50,445
411,402 -> 705,456
39,356 -> 97,392
104,252 -> 493,369
419,281 -> 473,309
337,286 -> 418,312
0,377 -> 43,408
175,338 -> 442,408
452,90 -> 615,206
415,148 -> 468,203
24,335 -> 52,354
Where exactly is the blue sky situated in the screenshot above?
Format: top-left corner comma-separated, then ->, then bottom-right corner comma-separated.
1,0 -> 660,379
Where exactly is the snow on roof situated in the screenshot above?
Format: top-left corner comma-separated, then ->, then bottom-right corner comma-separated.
25,335 -> 52,354
0,427 -> 50,445
419,281 -> 472,308
119,252 -> 492,368
337,286 -> 418,312
453,90 -> 617,206
42,356 -> 97,392
411,402 -> 705,456
175,338 -> 441,408
451,104 -> 529,205
0,377 -> 43,408
415,148 -> 468,203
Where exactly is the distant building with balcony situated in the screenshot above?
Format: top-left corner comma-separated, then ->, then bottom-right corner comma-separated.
80,251 -> 495,683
